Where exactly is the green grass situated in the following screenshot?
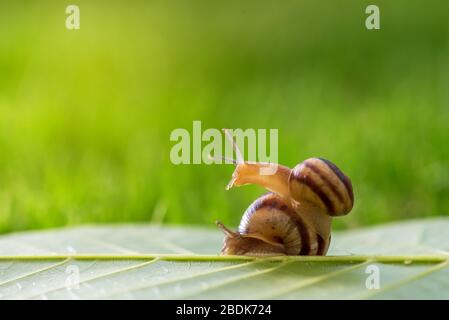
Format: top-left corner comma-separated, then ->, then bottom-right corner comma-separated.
0,0 -> 448,233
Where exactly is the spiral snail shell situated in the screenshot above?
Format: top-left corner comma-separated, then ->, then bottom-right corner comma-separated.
215,130 -> 354,256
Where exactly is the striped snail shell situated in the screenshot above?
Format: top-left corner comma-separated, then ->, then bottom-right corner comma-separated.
215,130 -> 354,256
218,193 -> 324,256
289,158 -> 354,217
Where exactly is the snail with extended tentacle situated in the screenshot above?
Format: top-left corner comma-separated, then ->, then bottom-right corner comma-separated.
214,129 -> 354,256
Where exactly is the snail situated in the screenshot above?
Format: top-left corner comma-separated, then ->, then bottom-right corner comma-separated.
214,129 -> 354,256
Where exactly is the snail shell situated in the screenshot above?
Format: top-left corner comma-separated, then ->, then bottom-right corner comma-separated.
221,193 -> 329,256
289,158 -> 354,217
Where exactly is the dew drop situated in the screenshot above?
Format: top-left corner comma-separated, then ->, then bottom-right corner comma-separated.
66,246 -> 77,253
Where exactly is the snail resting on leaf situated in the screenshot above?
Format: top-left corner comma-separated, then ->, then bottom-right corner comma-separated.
214,130 -> 354,257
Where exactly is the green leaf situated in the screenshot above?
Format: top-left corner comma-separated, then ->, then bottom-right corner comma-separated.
0,218 -> 448,299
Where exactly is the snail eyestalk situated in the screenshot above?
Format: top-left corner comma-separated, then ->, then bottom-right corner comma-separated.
216,221 -> 237,238
223,128 -> 244,165
207,154 -> 237,165
206,128 -> 245,166
225,175 -> 237,190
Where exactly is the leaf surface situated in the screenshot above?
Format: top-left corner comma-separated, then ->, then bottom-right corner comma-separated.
0,218 -> 448,299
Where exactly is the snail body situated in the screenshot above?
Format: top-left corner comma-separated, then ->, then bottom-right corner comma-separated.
216,131 -> 354,256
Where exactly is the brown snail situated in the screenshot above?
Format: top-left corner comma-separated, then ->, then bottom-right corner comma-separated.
214,130 -> 354,256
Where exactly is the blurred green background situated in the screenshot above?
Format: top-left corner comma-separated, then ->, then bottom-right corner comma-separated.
0,0 -> 448,234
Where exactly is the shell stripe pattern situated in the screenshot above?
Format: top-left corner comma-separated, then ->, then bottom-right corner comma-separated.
291,158 -> 353,216
239,193 -> 326,255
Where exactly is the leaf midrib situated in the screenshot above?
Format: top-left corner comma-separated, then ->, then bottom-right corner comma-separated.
0,254 -> 447,263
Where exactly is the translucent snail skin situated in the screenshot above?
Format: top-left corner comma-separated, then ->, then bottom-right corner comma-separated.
215,130 -> 354,257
